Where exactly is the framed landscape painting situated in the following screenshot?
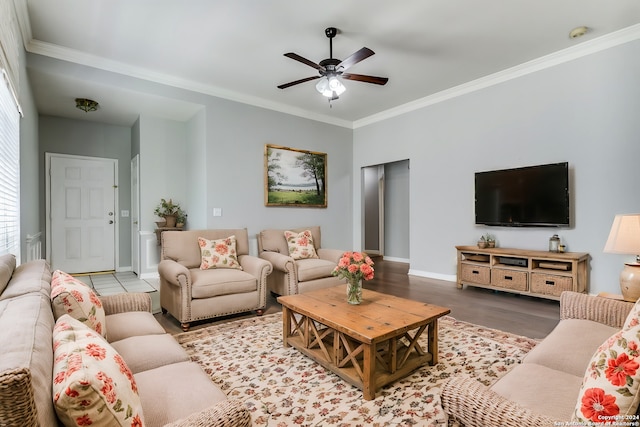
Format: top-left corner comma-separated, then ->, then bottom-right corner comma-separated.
265,144 -> 327,207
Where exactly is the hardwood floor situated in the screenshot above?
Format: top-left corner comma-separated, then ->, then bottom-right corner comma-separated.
155,257 -> 560,339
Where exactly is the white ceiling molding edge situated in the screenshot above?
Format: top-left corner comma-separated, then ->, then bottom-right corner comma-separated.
12,0 -> 640,130
353,23 -> 640,129
24,39 -> 354,129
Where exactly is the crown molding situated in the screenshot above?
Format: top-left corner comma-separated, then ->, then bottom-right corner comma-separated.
15,4 -> 640,131
23,39 -> 353,129
353,24 -> 640,129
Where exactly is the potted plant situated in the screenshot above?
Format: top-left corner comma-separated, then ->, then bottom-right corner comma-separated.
154,198 -> 183,228
485,233 -> 496,248
175,209 -> 187,228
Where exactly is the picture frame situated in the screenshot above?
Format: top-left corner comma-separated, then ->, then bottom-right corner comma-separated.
265,144 -> 327,207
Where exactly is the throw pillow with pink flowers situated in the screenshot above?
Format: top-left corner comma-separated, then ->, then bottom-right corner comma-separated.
573,303 -> 640,423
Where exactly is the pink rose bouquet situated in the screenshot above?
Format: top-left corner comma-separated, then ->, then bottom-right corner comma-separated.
333,251 -> 375,282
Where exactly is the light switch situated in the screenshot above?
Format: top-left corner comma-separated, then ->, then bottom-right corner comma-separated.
213,208 -> 222,217
121,210 -> 129,217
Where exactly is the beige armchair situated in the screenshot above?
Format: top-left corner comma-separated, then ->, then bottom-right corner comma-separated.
159,229 -> 272,331
257,226 -> 345,296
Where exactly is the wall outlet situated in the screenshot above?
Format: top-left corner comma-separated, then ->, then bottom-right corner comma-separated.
212,208 -> 222,217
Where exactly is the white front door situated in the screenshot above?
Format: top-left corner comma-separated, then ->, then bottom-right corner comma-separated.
47,154 -> 117,273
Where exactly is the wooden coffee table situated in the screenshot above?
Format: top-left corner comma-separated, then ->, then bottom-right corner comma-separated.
277,285 -> 450,400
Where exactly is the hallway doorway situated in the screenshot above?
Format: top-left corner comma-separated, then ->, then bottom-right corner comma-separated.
362,160 -> 410,261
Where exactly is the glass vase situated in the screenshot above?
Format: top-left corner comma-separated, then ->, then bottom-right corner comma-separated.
346,279 -> 363,305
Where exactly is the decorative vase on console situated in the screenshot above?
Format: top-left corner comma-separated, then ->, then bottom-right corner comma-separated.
332,251 -> 375,305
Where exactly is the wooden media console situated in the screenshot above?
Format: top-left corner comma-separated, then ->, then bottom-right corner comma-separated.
456,246 -> 590,300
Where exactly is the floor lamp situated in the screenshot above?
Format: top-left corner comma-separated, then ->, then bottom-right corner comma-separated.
604,214 -> 640,302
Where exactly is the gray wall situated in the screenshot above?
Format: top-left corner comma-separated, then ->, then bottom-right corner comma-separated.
38,116 -> 133,268
200,100 -> 353,251
384,160 -> 410,260
18,35 -> 40,263
353,39 -> 640,293
138,115 -> 188,232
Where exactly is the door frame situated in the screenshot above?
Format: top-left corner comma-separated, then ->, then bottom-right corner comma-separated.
45,152 -> 120,271
131,154 -> 140,275
361,164 -> 385,256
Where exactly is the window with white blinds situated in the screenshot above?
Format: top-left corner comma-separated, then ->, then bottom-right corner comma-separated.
0,71 -> 20,260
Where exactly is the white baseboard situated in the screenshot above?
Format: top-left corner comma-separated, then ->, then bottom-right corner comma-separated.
408,269 -> 456,283
382,256 -> 410,263
139,272 -> 160,280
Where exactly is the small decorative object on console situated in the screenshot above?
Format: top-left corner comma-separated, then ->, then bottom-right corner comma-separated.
332,252 -> 375,305
478,234 -> 495,249
549,234 -> 560,252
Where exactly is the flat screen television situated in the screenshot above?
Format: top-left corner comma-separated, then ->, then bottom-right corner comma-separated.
475,162 -> 570,227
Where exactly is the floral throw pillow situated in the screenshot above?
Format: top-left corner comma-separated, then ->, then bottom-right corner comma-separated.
51,270 -> 107,338
198,235 -> 243,270
52,315 -> 145,427
623,298 -> 640,330
284,230 -> 318,260
572,324 -> 640,423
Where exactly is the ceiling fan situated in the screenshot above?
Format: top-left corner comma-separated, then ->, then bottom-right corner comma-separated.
277,27 -> 389,101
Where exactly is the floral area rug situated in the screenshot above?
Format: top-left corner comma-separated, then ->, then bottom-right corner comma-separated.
173,313 -> 539,427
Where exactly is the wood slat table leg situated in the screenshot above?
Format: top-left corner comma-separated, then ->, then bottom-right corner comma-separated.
428,320 -> 438,365
282,306 -> 291,347
363,343 -> 376,400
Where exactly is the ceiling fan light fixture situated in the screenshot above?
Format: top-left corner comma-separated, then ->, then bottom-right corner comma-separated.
316,76 -> 345,98
75,98 -> 99,113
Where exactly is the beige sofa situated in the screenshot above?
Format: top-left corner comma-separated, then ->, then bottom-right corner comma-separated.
0,254 -> 251,427
159,228 -> 272,331
257,226 -> 345,296
441,291 -> 636,426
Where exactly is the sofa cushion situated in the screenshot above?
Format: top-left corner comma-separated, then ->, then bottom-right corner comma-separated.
522,318 -> 618,377
134,361 -> 227,427
198,235 -> 242,270
0,293 -> 58,427
572,323 -> 640,423
0,253 -> 15,295
296,258 -> 338,282
190,268 -> 257,299
52,315 -> 145,427
284,229 -> 319,260
0,259 -> 52,300
490,363 -> 583,421
105,311 -> 166,343
110,334 -> 189,374
51,270 -> 107,337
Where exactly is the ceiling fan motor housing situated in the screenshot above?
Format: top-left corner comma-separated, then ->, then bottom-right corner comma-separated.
325,27 -> 337,38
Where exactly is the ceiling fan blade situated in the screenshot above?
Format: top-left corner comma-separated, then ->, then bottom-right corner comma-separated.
337,47 -> 374,71
277,75 -> 321,89
283,53 -> 324,71
341,73 -> 389,85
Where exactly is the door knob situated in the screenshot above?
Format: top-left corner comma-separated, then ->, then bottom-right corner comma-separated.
108,220 -> 114,224
108,212 -> 114,216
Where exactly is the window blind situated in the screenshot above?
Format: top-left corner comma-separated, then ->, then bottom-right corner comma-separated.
0,70 -> 20,261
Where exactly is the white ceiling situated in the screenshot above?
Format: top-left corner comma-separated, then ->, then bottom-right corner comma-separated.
17,0 -> 640,128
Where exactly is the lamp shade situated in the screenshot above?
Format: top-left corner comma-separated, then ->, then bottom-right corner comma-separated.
604,214 -> 640,257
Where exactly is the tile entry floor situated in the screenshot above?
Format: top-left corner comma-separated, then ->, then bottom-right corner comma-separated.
73,272 -> 161,313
